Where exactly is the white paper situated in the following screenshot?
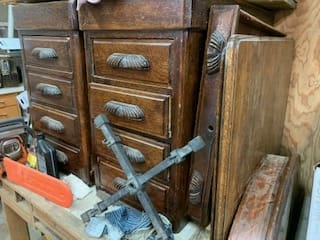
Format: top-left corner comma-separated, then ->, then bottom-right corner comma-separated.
62,174 -> 92,200
0,38 -> 21,50
16,91 -> 29,110
306,167 -> 320,240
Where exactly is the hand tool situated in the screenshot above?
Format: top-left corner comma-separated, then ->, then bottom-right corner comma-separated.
81,114 -> 205,240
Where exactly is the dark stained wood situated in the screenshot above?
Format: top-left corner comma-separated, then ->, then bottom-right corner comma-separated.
188,5 -> 240,226
229,154 -> 299,240
30,103 -> 80,146
84,28 -> 205,230
79,0 -> 214,30
92,38 -> 174,85
214,0 -> 276,25
247,0 -> 296,9
13,0 -> 78,30
188,4 -> 288,228
22,35 -> 72,72
27,72 -> 74,112
215,35 -> 294,240
97,158 -> 169,214
89,83 -> 171,139
14,3 -> 91,183
95,128 -> 170,183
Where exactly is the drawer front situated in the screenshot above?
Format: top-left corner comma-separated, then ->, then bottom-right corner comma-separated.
97,158 -> 168,213
90,84 -> 171,139
0,105 -> 21,120
31,104 -> 79,146
92,39 -> 174,85
22,36 -> 72,72
95,128 -> 170,182
28,72 -> 74,109
79,0 -> 185,30
46,137 -> 82,176
0,93 -> 18,108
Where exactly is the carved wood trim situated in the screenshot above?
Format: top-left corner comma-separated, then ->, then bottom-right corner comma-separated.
40,116 -> 65,133
207,31 -> 226,74
36,83 -> 62,97
104,100 -> 145,121
122,145 -> 145,164
31,47 -> 58,59
107,53 -> 150,71
189,170 -> 204,205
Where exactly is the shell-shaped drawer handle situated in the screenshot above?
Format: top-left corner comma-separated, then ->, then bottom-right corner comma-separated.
123,145 -> 145,164
40,116 -> 65,133
107,53 -> 150,71
207,31 -> 226,75
113,177 -> 127,190
189,170 -> 204,205
56,150 -> 68,164
36,83 -> 62,97
104,100 -> 144,121
31,47 -> 58,59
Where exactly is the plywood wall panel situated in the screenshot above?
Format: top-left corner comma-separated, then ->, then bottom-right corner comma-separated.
275,0 -> 320,193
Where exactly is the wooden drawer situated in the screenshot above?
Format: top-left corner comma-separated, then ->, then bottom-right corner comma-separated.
97,158 -> 168,213
90,84 -> 171,139
27,72 -> 74,110
92,38 -> 174,85
0,105 -> 21,120
22,36 -> 72,72
30,103 -> 79,146
0,93 -> 18,108
95,128 -> 170,182
46,137 -> 82,176
78,0 -> 214,30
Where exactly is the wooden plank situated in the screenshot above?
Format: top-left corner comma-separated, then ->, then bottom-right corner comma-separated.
2,203 -> 30,240
13,0 -> 78,30
275,0 -> 320,194
215,35 -> 294,240
247,0 -> 296,9
0,179 -> 95,240
229,154 -> 299,240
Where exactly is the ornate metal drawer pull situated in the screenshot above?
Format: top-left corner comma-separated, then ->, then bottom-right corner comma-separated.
189,170 -> 204,205
31,47 -> 58,59
36,83 -> 62,97
207,31 -> 226,74
104,100 -> 144,121
113,177 -> 127,190
56,150 -> 68,164
40,116 -> 65,133
107,53 -> 150,71
123,145 -> 145,163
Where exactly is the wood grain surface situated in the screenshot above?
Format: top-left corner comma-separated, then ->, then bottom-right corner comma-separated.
275,0 -> 320,193
215,35 -> 294,240
229,154 -> 299,240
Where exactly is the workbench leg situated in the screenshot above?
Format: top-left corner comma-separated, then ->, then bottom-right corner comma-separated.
2,203 -> 30,240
